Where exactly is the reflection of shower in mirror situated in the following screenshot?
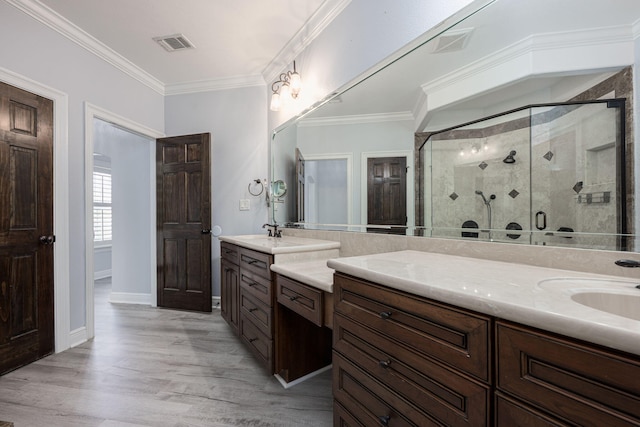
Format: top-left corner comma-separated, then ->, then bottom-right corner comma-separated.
503,150 -> 516,164
475,190 -> 496,240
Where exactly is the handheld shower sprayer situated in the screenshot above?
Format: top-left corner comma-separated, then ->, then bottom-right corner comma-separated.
475,190 -> 496,206
475,190 -> 496,240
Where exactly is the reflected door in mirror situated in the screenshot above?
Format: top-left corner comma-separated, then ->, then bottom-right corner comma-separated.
367,157 -> 407,234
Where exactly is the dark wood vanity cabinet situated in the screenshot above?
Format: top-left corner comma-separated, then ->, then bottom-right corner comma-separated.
495,321 -> 640,427
220,242 -> 240,334
333,272 -> 640,427
220,242 -> 276,373
333,273 -> 491,426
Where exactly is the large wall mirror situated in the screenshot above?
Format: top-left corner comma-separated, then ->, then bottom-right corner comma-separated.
271,0 -> 640,251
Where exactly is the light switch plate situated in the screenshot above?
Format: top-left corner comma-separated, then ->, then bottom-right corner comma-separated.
239,199 -> 250,211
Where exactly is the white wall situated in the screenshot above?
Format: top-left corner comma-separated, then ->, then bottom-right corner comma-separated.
94,120 -> 152,299
0,2 -> 164,332
164,86 -> 268,296
93,247 -> 112,279
268,0 -> 476,129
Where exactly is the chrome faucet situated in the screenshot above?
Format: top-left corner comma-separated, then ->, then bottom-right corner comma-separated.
262,223 -> 281,238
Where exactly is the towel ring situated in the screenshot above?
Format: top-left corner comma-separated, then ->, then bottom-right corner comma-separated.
248,179 -> 264,196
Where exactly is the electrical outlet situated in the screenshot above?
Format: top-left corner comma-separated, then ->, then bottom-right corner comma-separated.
239,199 -> 250,211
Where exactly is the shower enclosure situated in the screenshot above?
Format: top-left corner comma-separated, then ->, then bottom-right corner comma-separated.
420,99 -> 627,250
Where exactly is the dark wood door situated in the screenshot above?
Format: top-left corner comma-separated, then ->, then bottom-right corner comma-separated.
295,148 -> 305,222
367,156 -> 407,234
156,133 -> 211,312
0,81 -> 54,375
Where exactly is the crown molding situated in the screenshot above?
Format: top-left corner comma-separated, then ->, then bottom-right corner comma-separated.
298,111 -> 413,127
413,24 -> 636,132
263,0 -> 352,83
7,0 -> 166,95
421,24 -> 634,97
633,17 -> 640,39
165,74 -> 266,96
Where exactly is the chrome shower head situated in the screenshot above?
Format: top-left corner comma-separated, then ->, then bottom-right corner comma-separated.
503,150 -> 516,164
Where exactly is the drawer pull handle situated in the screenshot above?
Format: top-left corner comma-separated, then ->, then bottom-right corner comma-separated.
378,360 -> 391,369
289,295 -> 299,301
380,311 -> 392,320
247,281 -> 258,287
249,337 -> 258,343
249,308 -> 258,312
378,415 -> 391,425
246,259 -> 259,265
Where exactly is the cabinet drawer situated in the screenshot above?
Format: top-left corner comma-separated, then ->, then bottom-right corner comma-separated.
239,247 -> 272,279
334,400 -> 366,427
239,269 -> 273,307
333,352 -> 427,427
495,392 -> 569,427
334,273 -> 491,382
334,313 -> 489,426
240,316 -> 273,371
277,275 -> 323,326
496,321 -> 640,427
240,289 -> 272,338
220,242 -> 240,265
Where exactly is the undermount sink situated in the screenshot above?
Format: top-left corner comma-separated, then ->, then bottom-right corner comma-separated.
537,277 -> 640,291
536,277 -> 640,321
571,292 -> 640,321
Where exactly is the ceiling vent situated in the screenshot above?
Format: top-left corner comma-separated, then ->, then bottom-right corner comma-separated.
432,28 -> 473,53
153,34 -> 195,52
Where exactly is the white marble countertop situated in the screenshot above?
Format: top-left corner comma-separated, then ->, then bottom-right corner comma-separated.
219,234 -> 340,254
327,250 -> 640,356
270,260 -> 335,293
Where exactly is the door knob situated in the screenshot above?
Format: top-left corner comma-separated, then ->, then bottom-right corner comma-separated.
39,235 -> 56,245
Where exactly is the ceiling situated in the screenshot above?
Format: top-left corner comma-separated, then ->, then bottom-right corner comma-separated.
14,0 -> 345,94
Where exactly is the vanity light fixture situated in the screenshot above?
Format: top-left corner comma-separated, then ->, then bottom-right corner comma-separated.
270,61 -> 302,111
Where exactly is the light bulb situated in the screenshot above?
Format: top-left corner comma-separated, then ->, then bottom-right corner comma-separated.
280,84 -> 291,101
269,92 -> 281,111
289,72 -> 301,98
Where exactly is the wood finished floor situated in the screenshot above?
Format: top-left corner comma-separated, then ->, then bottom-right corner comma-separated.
0,279 -> 333,426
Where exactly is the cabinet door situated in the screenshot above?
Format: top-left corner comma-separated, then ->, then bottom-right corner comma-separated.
220,258 -> 239,334
495,392 -> 569,427
496,321 -> 640,426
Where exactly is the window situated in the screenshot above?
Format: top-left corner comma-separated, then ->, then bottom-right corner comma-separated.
93,170 -> 112,243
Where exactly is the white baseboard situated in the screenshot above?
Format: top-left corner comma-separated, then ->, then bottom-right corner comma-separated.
109,292 -> 151,305
94,269 -> 112,280
274,364 -> 332,389
69,327 -> 88,348
212,296 -> 221,309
